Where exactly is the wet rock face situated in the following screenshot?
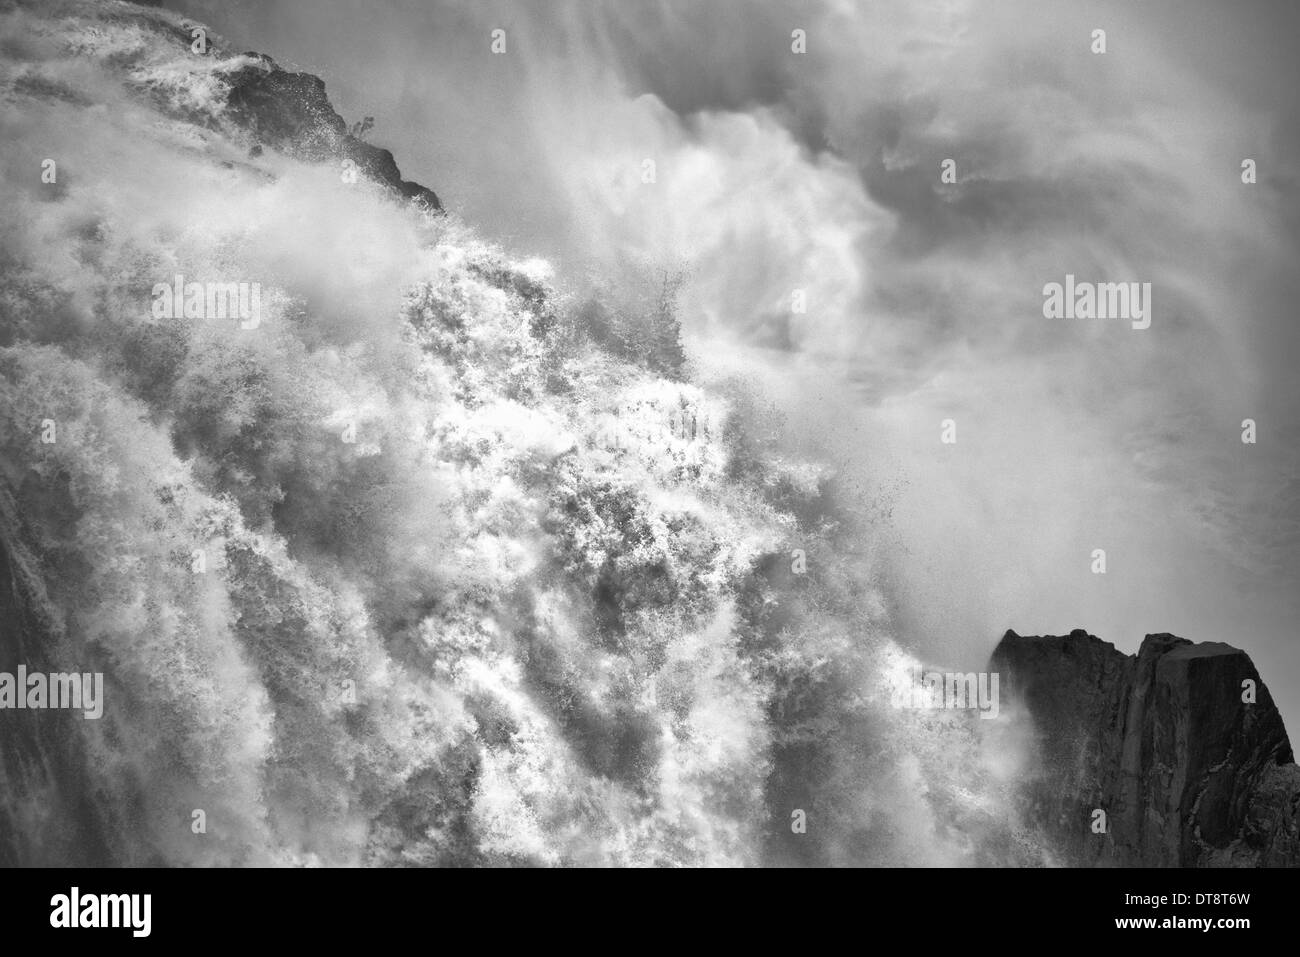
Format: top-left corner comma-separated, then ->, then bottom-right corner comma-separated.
991,629 -> 1300,866
0,494 -> 112,867
224,54 -> 441,212
223,55 -> 346,160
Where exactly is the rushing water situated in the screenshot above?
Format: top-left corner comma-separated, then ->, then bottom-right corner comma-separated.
0,1 -> 1059,866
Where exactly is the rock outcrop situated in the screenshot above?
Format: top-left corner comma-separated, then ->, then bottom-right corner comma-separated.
991,629 -> 1300,866
105,3 -> 441,211
223,53 -> 442,212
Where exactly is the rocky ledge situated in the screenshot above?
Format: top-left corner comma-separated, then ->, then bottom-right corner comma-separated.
223,53 -> 441,213
117,0 -> 442,211
991,629 -> 1300,866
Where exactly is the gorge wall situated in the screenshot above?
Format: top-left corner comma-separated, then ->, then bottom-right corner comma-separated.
992,630 -> 1300,866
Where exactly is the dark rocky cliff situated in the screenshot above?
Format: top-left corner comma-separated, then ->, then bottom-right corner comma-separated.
119,2 -> 441,212
0,490 -> 114,866
223,53 -> 442,213
991,629 -> 1300,866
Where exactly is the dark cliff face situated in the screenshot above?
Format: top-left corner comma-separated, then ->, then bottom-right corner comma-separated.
222,53 -> 442,213
991,629 -> 1300,866
220,53 -> 442,213
0,491 -> 115,866
96,4 -> 444,213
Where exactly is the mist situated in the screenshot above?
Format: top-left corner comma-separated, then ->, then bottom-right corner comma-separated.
169,0 -> 1300,730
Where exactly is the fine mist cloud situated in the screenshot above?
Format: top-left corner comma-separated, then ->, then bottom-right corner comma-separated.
176,0 -> 1300,728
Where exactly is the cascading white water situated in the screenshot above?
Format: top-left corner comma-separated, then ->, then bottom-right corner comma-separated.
0,0 -> 1053,866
